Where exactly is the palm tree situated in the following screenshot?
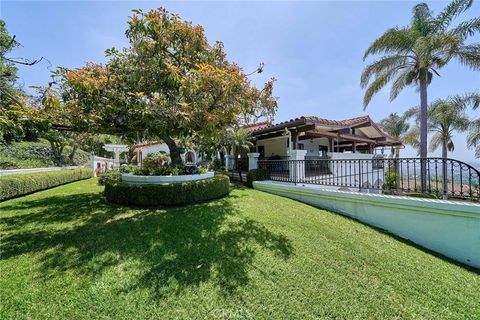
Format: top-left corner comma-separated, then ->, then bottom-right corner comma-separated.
468,119 -> 480,158
361,0 -> 480,191
405,93 -> 478,198
379,113 -> 410,157
466,94 -> 480,158
225,127 -> 253,183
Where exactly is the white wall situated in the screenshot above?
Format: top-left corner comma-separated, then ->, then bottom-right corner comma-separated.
299,138 -> 330,156
256,137 -> 288,158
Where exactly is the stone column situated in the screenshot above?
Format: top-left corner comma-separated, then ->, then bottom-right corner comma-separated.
225,155 -> 235,171
287,149 -> 307,182
247,153 -> 260,170
113,149 -> 121,168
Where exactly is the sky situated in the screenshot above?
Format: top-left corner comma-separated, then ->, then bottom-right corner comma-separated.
1,0 -> 479,163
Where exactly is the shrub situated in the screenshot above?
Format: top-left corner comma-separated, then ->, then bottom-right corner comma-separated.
246,168 -> 269,188
208,157 -> 224,171
383,172 -> 399,190
142,152 -> 169,172
132,164 -> 208,176
0,168 -> 92,201
104,174 -> 230,207
98,169 -> 122,186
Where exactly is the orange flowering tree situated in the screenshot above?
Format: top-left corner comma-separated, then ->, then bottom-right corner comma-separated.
62,7 -> 277,164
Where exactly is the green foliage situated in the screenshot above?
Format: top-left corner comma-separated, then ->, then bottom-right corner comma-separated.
208,157 -> 224,171
104,174 -> 230,207
60,8 -> 277,164
142,152 -> 169,172
98,169 -> 122,186
0,168 -> 91,201
246,168 -> 269,188
383,171 -> 400,190
132,152 -> 208,176
0,139 -> 90,169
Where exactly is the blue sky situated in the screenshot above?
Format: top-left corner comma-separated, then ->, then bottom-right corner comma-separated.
2,1 -> 479,162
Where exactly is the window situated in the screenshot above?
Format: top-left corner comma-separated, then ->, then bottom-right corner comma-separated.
297,143 -> 304,150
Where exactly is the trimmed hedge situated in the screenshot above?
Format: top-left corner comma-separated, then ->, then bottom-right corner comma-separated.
246,168 -> 269,188
104,174 -> 230,207
0,168 -> 92,201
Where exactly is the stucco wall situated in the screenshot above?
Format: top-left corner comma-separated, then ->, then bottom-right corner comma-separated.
299,138 -> 330,156
253,180 -> 480,269
256,137 -> 288,158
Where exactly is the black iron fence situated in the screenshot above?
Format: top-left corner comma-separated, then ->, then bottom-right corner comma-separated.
258,157 -> 480,202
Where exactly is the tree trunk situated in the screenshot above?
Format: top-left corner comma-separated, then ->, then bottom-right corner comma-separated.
164,137 -> 183,165
69,144 -> 79,162
419,79 -> 428,193
442,139 -> 448,200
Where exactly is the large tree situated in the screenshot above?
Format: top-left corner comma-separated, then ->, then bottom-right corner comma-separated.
62,8 -> 277,165
361,0 -> 480,190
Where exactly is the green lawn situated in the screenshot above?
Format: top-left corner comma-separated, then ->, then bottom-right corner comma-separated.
1,179 -> 479,319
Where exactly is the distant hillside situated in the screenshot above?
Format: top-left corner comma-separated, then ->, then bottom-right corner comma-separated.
0,139 -> 90,169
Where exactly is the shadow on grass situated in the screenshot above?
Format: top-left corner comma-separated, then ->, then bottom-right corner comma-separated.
0,188 -> 293,294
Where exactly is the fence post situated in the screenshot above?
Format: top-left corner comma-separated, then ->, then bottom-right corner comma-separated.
358,160 -> 362,192
288,150 -> 307,184
442,158 -> 449,200
247,153 -> 260,171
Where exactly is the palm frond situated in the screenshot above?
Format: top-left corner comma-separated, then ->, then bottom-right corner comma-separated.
451,16 -> 480,39
429,132 -> 443,152
363,27 -> 416,60
433,0 -> 473,32
389,66 -> 416,101
467,119 -> 480,157
453,43 -> 480,70
360,55 -> 409,88
403,126 -> 421,154
362,67 -> 399,108
450,92 -> 480,110
412,3 -> 433,35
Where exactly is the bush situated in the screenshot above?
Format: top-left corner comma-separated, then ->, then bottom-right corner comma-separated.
132,163 -> 208,176
0,168 -> 92,201
208,157 -> 224,171
104,174 -> 230,207
142,152 -> 169,172
246,168 -> 269,188
98,169 -> 122,186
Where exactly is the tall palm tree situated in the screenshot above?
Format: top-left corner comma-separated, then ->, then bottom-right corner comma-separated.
379,112 -> 410,157
361,0 -> 480,190
225,127 -> 253,183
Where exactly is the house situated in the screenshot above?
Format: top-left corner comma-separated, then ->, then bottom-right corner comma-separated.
133,142 -> 200,166
245,115 -> 401,160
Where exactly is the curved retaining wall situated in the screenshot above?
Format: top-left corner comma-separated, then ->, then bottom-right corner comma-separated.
253,180 -> 480,269
122,171 -> 214,184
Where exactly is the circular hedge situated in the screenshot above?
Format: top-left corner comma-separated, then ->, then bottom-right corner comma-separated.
104,174 -> 230,207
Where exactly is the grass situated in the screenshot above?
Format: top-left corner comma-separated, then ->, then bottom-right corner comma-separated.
1,179 -> 479,319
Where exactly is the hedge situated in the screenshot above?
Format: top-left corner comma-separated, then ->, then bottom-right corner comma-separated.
104,174 -> 230,207
246,168 -> 269,188
0,168 -> 92,201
